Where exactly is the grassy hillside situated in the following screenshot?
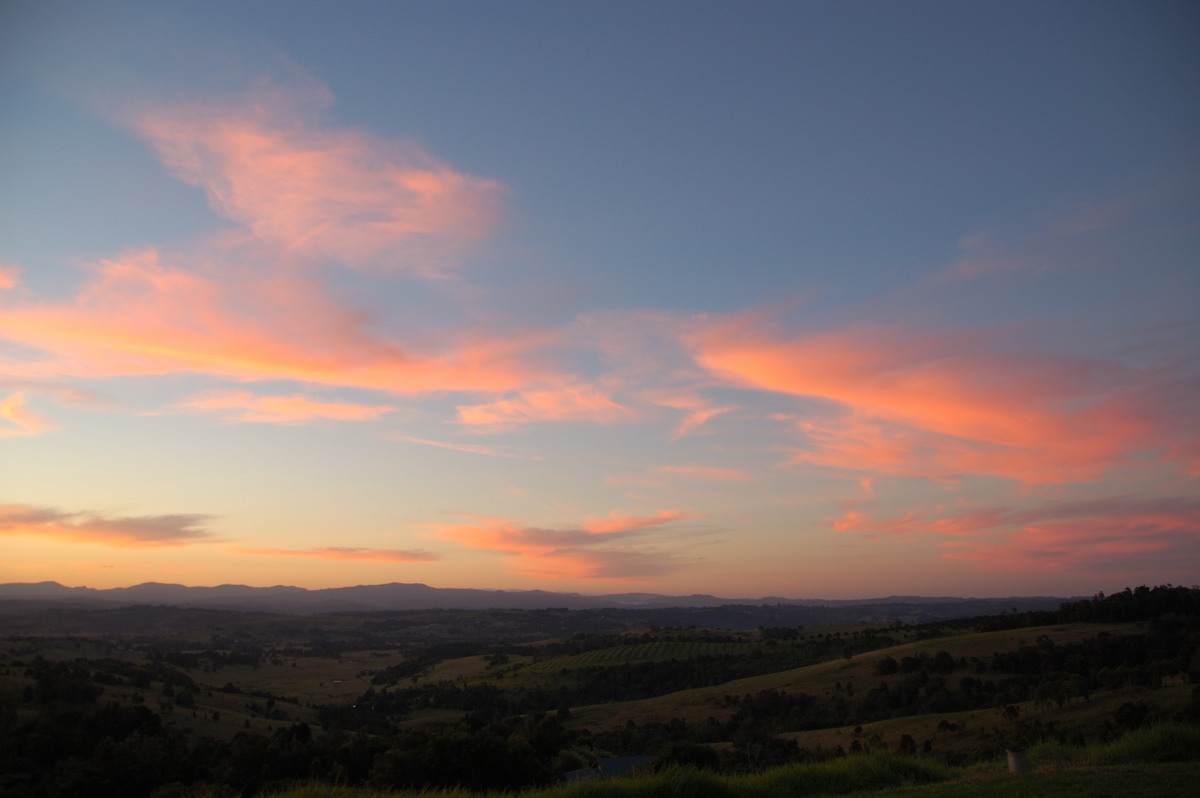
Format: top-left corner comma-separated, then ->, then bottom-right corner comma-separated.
261,723 -> 1200,798
565,622 -> 1140,729
3,586 -> 1197,796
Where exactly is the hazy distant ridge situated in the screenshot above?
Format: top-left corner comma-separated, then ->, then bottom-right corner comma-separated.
0,580 -> 1069,618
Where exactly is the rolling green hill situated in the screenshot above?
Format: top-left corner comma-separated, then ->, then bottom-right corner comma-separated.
1,586 -> 1197,796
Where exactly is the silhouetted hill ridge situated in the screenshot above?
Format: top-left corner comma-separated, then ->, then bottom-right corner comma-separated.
0,580 -> 1070,620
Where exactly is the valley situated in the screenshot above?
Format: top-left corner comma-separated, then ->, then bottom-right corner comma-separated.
1,585 -> 1196,796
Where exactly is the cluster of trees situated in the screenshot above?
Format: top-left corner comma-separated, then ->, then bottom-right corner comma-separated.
1,672 -> 587,797
4,586 -> 1198,796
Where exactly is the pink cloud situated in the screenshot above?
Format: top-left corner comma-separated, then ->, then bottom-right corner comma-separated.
389,434 -> 521,458
940,512 -> 1197,574
180,390 -> 394,424
430,509 -> 693,580
688,315 -> 1194,484
0,251 -> 549,395
832,509 -> 874,533
646,391 -> 738,439
0,83 -> 560,426
937,175 -> 1181,284
834,495 -> 1200,574
580,509 -> 690,534
126,91 -> 503,276
229,546 -> 438,563
456,382 -> 632,430
0,504 -> 213,548
654,465 -> 751,482
0,264 -> 20,290
0,392 -> 54,437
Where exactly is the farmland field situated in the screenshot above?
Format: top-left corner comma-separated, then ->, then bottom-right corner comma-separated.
521,640 -> 751,672
2,586 -> 1197,796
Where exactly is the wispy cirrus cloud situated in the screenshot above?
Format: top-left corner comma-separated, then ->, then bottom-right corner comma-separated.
230,545 -> 438,563
654,465 -> 752,482
0,383 -> 113,437
606,463 -> 752,492
940,498 -> 1200,574
0,392 -> 54,437
125,84 -> 504,276
688,315 -> 1197,484
456,382 -> 632,430
646,391 -> 738,440
0,80 -> 552,427
389,434 -> 522,458
430,509 -> 694,580
180,390 -> 395,424
937,172 -> 1194,284
0,504 -> 214,547
834,495 -> 1200,574
0,263 -> 20,290
0,250 -> 550,394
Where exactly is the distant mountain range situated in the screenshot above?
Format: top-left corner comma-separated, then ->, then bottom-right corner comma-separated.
0,580 -> 1072,620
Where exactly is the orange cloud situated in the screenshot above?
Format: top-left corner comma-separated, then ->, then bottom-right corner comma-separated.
389,434 -> 521,458
127,92 -> 503,275
834,495 -> 1200,574
180,390 -> 394,424
456,382 -> 631,429
430,509 -> 693,580
0,251 -> 548,394
941,511 -> 1199,574
654,465 -> 751,482
0,392 -> 54,437
230,546 -> 438,563
831,509 -> 874,533
689,316 -> 1191,483
0,264 -> 19,290
0,504 -> 213,548
580,509 -> 690,534
646,391 -> 738,439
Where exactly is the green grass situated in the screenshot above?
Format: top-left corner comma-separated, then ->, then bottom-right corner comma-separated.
566,623 -> 1143,731
1027,721 -> 1200,766
522,642 -> 749,674
782,682 -> 1194,765
264,724 -> 1200,798
847,762 -> 1200,797
265,754 -> 947,798
266,788 -> 476,798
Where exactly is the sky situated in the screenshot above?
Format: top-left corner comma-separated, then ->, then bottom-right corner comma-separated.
1,0 -> 1198,599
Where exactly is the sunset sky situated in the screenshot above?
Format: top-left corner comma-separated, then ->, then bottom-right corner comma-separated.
2,1 -> 1198,599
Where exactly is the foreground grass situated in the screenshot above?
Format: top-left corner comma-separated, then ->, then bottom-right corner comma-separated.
270,762 -> 1200,798
264,724 -> 1200,798
1028,720 -> 1200,766
264,753 -> 946,798
850,762 -> 1200,797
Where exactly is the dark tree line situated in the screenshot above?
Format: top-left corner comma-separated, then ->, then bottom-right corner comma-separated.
4,585 -> 1198,796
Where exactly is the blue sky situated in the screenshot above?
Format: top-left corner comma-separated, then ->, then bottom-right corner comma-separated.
2,1 -> 1198,597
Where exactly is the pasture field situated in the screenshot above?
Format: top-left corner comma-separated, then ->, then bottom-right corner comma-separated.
565,622 -> 1143,731
520,640 -> 752,674
782,682 -> 1195,762
263,725 -> 1200,798
5,587 -> 1197,796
